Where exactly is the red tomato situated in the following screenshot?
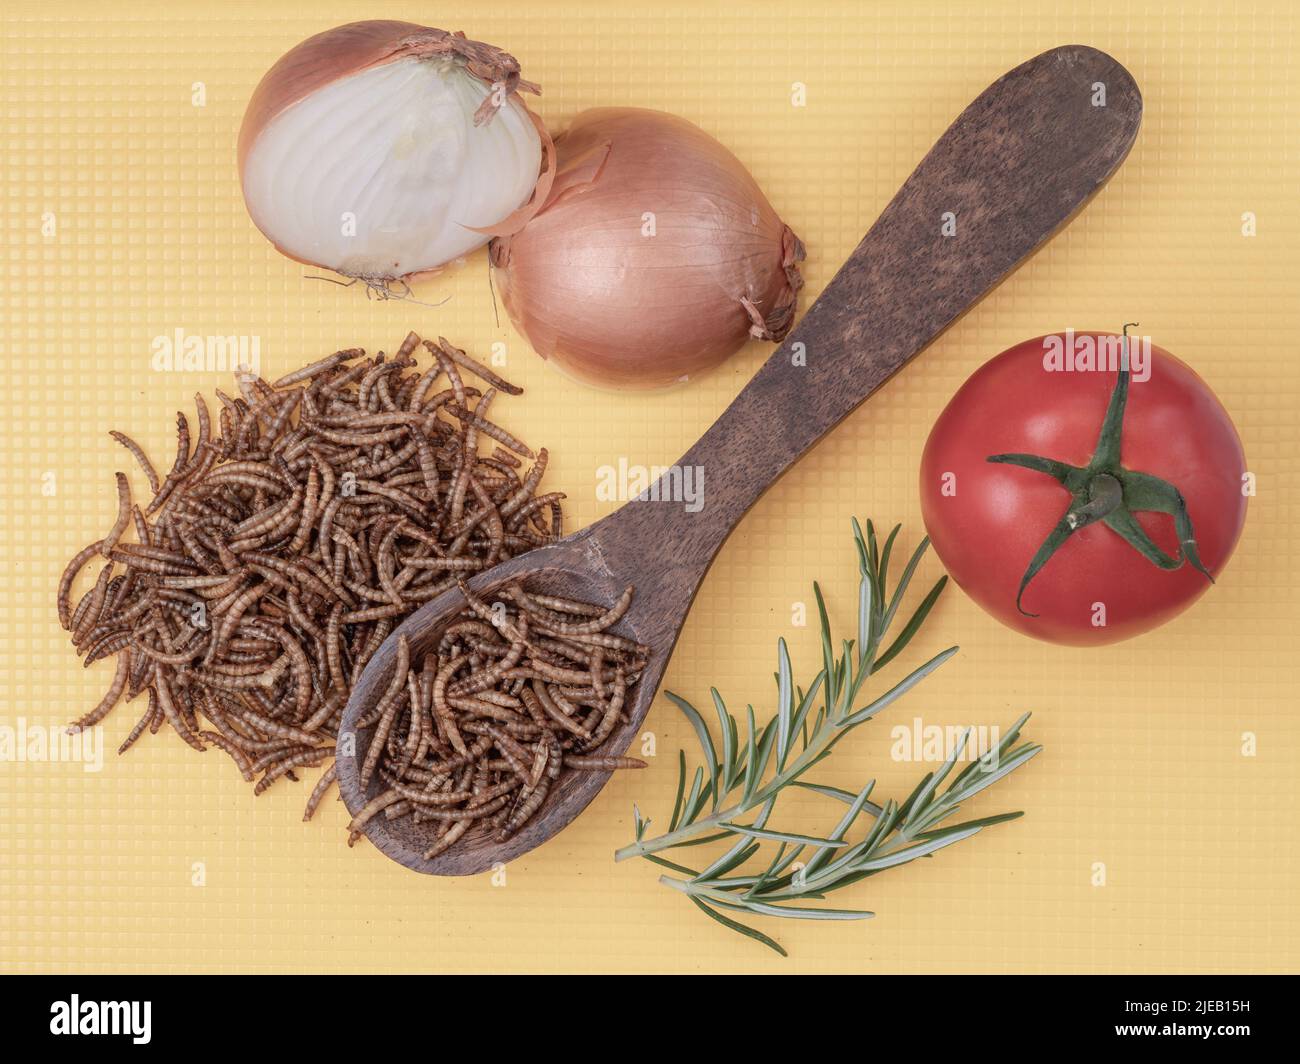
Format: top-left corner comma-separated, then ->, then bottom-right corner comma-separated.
919,332 -> 1247,645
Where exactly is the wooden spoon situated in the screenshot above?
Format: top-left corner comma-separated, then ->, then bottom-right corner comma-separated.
338,45 -> 1141,875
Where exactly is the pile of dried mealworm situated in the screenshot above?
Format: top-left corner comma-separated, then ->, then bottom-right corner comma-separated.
346,579 -> 646,860
57,332 -> 564,821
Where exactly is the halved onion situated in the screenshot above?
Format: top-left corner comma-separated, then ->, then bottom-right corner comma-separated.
239,20 -> 551,283
490,107 -> 805,389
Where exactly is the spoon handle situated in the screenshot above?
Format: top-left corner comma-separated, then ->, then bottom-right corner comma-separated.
595,45 -> 1140,576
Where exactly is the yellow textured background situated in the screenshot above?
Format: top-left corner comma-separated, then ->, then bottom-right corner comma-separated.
2,0 -> 1297,973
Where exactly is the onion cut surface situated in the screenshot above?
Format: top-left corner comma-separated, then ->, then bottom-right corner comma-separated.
239,21 -> 547,282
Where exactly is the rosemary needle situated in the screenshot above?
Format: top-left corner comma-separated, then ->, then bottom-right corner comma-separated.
618,519 -> 1042,956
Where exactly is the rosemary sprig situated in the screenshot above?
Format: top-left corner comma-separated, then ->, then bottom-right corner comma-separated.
616,519 -> 1042,956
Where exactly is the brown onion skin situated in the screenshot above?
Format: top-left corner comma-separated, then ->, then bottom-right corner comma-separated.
490,108 -> 805,389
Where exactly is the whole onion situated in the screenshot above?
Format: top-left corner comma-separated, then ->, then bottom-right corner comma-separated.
490,108 -> 805,388
239,20 -> 552,284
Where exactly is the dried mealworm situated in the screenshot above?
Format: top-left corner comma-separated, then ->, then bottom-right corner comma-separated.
100,473 -> 132,559
421,819 -> 471,861
198,730 -> 255,780
188,394 -> 211,474
110,432 -> 161,494
67,651 -> 131,733
272,349 -> 360,389
431,653 -> 470,755
255,745 -> 333,795
83,628 -> 134,666
585,669 -> 627,751
346,788 -> 406,843
302,761 -> 338,821
146,412 -> 191,515
58,541 -> 104,630
118,692 -> 159,755
433,337 -> 522,396
154,673 -> 206,752
524,682 -> 590,740
360,635 -> 410,787
444,402 -> 534,458
71,562 -> 115,648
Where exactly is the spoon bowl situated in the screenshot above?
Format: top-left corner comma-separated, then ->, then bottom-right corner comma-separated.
338,43 -> 1142,875
336,534 -> 678,875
